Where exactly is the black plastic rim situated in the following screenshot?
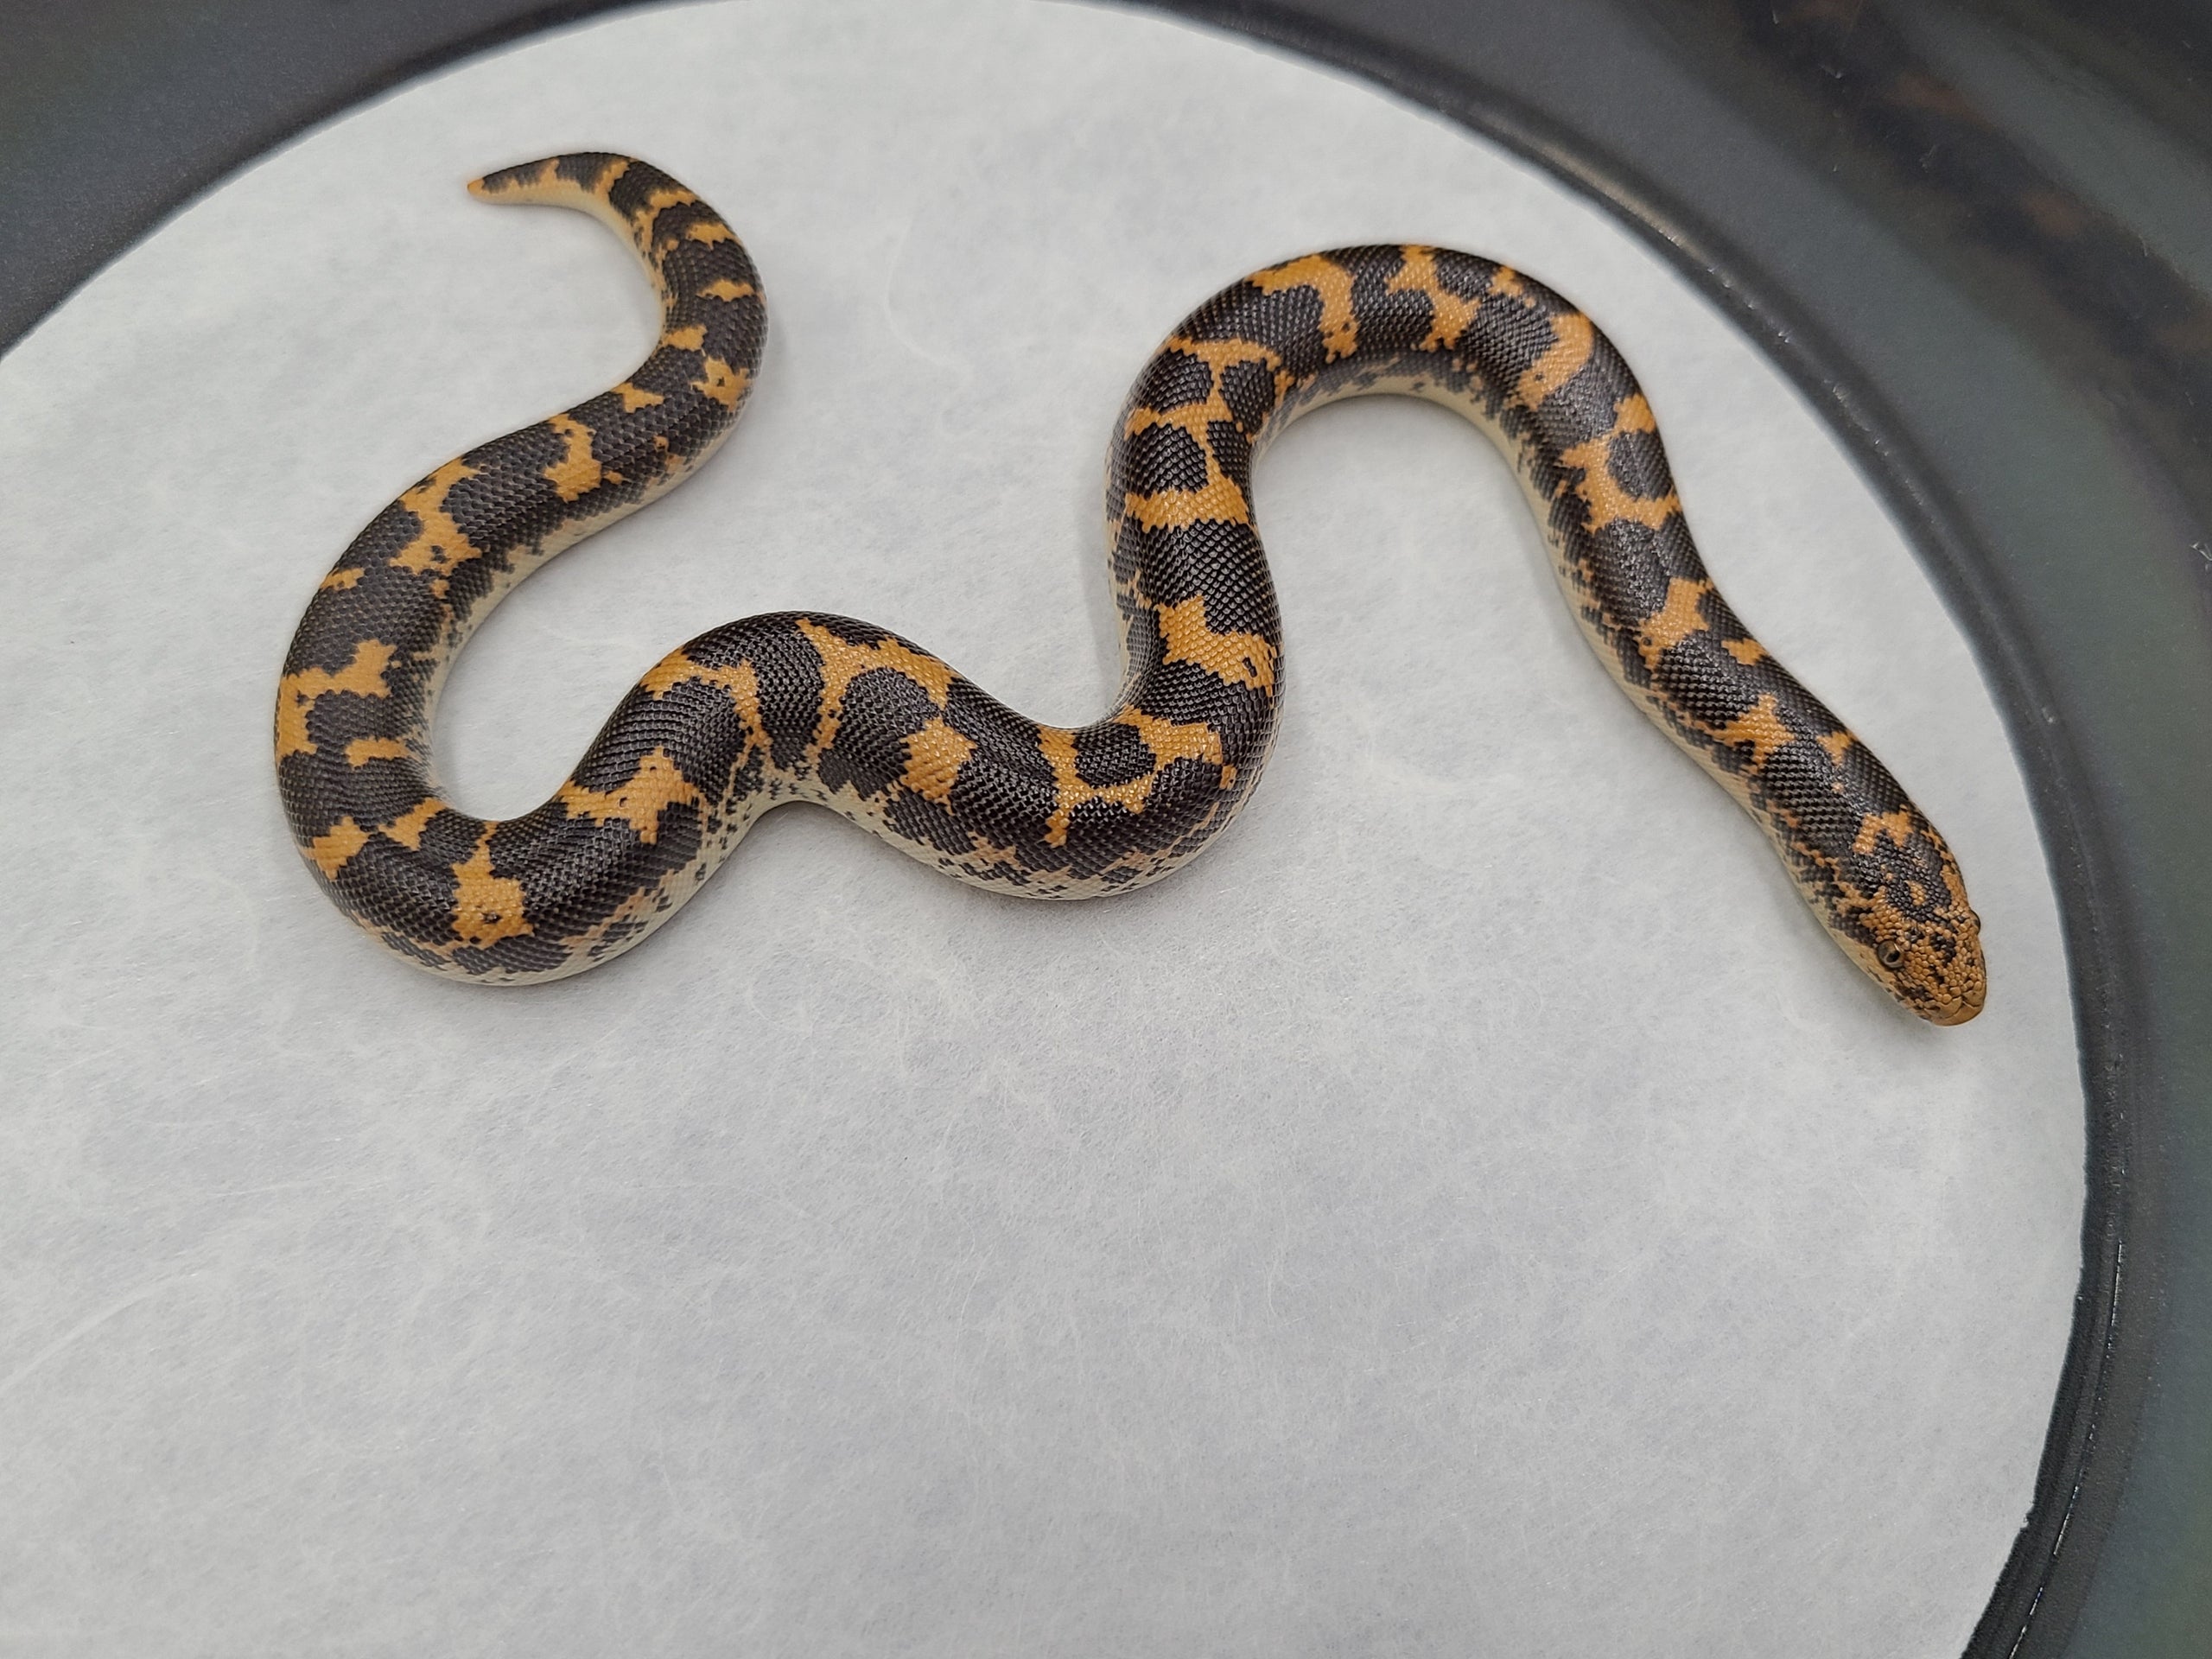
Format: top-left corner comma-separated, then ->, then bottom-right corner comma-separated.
6,3 -> 2204,1653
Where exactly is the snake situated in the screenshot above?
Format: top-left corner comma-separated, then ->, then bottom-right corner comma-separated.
274,153 -> 1986,1023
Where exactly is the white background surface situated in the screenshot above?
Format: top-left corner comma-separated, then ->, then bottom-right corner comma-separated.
0,2 -> 2083,1654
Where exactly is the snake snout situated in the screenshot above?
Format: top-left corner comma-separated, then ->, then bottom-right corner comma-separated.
1923,925 -> 1987,1026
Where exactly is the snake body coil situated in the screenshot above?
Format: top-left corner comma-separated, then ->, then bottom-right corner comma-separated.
276,154 -> 1985,1022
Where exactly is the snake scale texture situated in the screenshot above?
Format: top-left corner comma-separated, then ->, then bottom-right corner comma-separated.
275,154 -> 1986,1023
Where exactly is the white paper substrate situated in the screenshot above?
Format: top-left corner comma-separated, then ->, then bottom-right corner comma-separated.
0,2 -> 2082,1654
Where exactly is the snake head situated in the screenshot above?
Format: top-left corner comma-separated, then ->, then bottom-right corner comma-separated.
1836,816 -> 1986,1025
1863,906 -> 1986,1026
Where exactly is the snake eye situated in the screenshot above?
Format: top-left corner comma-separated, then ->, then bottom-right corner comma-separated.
1878,944 -> 1906,969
